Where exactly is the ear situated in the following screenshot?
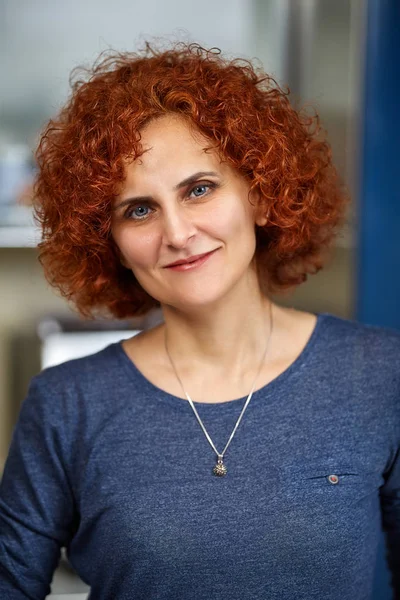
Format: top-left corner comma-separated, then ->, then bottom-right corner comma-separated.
255,206 -> 269,227
250,186 -> 269,227
255,213 -> 268,227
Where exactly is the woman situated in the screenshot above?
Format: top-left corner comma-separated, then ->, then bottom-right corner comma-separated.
0,42 -> 399,600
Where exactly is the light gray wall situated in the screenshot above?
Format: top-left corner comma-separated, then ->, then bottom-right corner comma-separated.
1,0 -> 255,144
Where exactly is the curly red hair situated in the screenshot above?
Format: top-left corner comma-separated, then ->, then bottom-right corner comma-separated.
33,41 -> 349,319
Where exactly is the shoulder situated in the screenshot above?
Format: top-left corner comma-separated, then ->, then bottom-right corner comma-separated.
32,341 -> 123,391
317,312 -> 400,390
283,306 -> 400,367
23,341 -> 129,426
320,312 -> 400,353
311,315 -> 400,441
17,341 -> 138,447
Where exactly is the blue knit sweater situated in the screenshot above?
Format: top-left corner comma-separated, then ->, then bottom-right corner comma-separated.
0,312 -> 399,599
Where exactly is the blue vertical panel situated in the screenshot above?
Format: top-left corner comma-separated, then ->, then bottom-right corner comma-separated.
357,1 -> 400,598
356,0 -> 400,329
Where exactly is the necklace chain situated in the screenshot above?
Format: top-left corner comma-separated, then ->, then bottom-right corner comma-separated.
164,302 -> 274,476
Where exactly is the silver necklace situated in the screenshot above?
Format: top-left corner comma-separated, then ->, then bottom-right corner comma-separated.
164,302 -> 274,476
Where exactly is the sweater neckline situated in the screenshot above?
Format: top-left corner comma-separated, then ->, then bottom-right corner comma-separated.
112,311 -> 330,410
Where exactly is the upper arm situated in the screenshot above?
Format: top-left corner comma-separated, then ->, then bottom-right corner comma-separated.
0,374 -> 78,599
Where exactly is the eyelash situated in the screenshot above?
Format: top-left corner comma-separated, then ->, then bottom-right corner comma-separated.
123,182 -> 217,221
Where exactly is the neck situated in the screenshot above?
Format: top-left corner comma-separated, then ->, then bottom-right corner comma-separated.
161,279 -> 274,376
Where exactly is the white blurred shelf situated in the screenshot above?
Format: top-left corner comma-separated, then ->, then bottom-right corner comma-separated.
0,225 -> 40,247
47,595 -> 88,599
41,330 -> 139,369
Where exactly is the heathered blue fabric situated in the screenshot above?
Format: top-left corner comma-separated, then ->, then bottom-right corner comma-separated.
0,312 -> 399,600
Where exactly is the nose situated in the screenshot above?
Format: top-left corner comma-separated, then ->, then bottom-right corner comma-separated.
161,205 -> 197,248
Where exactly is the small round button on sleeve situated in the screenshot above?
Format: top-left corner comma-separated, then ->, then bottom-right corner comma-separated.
327,474 -> 339,484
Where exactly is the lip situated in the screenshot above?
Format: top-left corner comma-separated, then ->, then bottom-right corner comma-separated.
164,249 -> 219,271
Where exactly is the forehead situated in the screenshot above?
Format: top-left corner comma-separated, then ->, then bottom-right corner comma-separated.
138,113 -> 212,155
122,114 -> 223,185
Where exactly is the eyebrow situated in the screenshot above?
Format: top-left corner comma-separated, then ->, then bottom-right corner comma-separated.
113,171 -> 219,211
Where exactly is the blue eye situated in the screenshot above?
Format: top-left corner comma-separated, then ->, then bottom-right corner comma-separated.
190,184 -> 210,197
125,205 -> 151,220
133,206 -> 149,217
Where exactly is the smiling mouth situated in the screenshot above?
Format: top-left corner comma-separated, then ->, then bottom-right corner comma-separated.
165,249 -> 217,267
164,249 -> 219,270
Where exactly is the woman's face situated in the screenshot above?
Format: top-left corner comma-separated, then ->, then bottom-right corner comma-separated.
111,114 -> 265,310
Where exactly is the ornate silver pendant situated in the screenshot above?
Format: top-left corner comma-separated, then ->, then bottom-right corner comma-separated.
213,455 -> 227,476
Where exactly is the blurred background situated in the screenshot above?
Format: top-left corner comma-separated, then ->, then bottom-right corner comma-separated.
0,0 -> 398,597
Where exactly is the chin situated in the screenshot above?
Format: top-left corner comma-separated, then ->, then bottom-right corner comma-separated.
162,279 -> 240,312
143,264 -> 253,311
164,294 -> 225,312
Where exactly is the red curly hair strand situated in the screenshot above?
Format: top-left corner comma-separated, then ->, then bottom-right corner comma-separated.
33,41 -> 349,319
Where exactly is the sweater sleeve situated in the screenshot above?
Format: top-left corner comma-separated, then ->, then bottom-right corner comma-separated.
0,374 -> 78,599
380,426 -> 400,598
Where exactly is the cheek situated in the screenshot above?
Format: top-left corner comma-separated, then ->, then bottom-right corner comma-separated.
202,198 -> 254,243
117,230 -> 158,268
